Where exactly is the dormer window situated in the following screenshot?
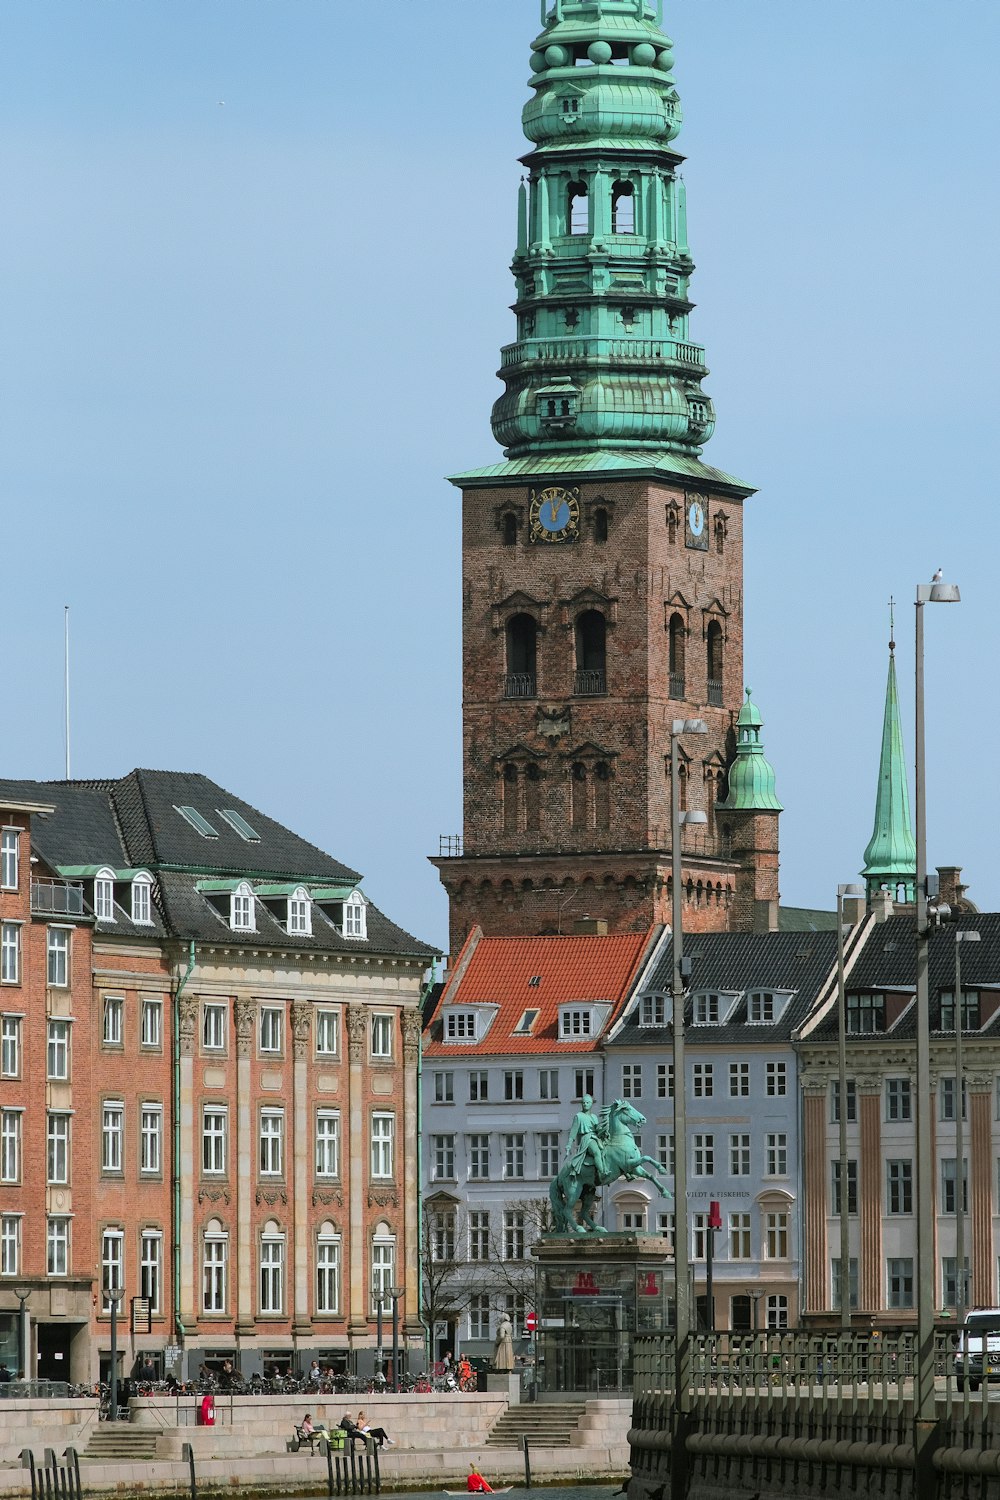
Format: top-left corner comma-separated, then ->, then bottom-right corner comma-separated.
640,995 -> 667,1027
288,887 -> 312,937
231,882 -> 255,933
445,1011 -> 478,1042
560,1008 -> 593,1038
131,873 -> 153,926
342,891 -> 367,941
747,990 -> 793,1025
95,869 -> 116,923
692,991 -> 741,1025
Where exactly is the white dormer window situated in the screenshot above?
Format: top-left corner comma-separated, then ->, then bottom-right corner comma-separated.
288,887 -> 312,937
342,891 -> 367,940
231,882 -> 255,932
131,873 -> 153,925
747,990 -> 792,1024
445,1011 -> 478,1042
640,995 -> 667,1027
95,869 -> 116,923
691,991 -> 741,1025
560,1008 -> 593,1038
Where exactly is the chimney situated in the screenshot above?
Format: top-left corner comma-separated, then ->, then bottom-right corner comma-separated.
936,867 -> 970,911
573,917 -> 609,936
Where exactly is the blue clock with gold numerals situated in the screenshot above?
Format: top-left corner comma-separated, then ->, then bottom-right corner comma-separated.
528,485 -> 580,543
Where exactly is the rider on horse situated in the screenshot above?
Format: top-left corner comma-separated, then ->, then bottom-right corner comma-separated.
566,1094 -> 607,1177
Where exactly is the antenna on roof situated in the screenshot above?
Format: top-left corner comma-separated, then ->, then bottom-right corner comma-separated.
63,605 -> 71,780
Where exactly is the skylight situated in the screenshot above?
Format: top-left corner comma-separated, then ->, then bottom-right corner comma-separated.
175,806 -> 219,839
217,809 -> 261,843
513,1009 -> 539,1035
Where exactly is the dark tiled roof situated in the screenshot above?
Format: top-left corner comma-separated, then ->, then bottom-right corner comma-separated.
608,930 -> 839,1048
0,779 -> 128,869
779,906 -> 838,933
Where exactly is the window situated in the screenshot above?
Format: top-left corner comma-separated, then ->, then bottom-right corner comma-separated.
371,1114 -> 394,1178
539,1132 -> 560,1177
131,875 -> 153,925
260,1235 -> 284,1314
176,805 -> 219,838
730,1061 -> 749,1097
692,1134 -> 714,1176
560,1008 -> 592,1037
622,1064 -> 642,1099
766,1062 -> 787,1097
315,1112 -> 340,1178
831,1257 -> 859,1310
657,1063 -> 674,1099
203,1232 -> 228,1313
141,1232 -> 162,1313
433,1134 -> 456,1181
567,179 -> 589,235
575,1068 -> 595,1099
505,614 -> 537,699
203,1109 -> 227,1175
287,889 -> 312,936
940,988 -> 980,1031
730,1134 -> 751,1176
342,891 -> 367,940
315,1009 -> 339,1056
765,1212 -> 789,1259
103,993 -> 124,1046
828,1156 -> 858,1216
640,995 -> 666,1026
748,991 -> 778,1023
692,1063 -> 713,1098
887,1159 -> 913,1214
766,1133 -> 787,1176
766,1295 -> 789,1330
316,1231 -> 341,1315
215,807 -> 260,842
941,1076 -> 967,1121
574,610 -> 606,695
730,1213 -> 752,1259
141,997 -> 162,1049
371,1014 -> 393,1059
692,1213 -> 709,1260
831,1078 -> 857,1122
94,872 -> 115,922
469,1211 -> 490,1261
692,993 -> 719,1024
101,1230 -> 124,1309
259,1110 -> 284,1176
1,1216 -> 19,1276
47,1019 -> 69,1080
611,180 -> 635,234
230,882 -> 255,932
469,1134 -> 490,1180
886,1077 -> 912,1121
0,830 -> 18,891
668,613 -> 686,695
434,1071 -> 454,1104
656,1134 -> 674,1174
888,1257 -> 914,1309
469,1294 -> 491,1340
102,1102 -> 124,1173
504,1210 -> 527,1260
140,1105 -> 162,1175
203,1003 -> 226,1050
846,991 -> 885,1034
658,1212 -> 675,1242
620,1209 -> 647,1231
1,1017 -> 19,1077
47,1218 -> 69,1276
501,512 -> 518,547
259,1007 -> 283,1055
503,1133 -> 525,1179
943,1257 -> 971,1310
504,1070 -> 524,1102
446,1011 -> 477,1041
469,1071 -> 489,1102
941,1158 -> 969,1214
513,1009 -> 539,1035
1,1111 -> 20,1182
539,1069 -> 559,1100
371,1234 -> 395,1314
47,928 -> 69,987
0,924 -> 19,984
706,619 -> 724,705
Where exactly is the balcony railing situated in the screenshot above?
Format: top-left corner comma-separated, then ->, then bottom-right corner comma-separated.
707,678 -> 723,707
574,669 -> 607,697
31,878 -> 84,916
504,674 -> 536,699
669,673 -> 685,699
438,836 -> 464,858
499,336 -> 707,372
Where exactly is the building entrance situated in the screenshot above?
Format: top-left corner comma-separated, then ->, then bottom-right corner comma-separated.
36,1323 -> 73,1381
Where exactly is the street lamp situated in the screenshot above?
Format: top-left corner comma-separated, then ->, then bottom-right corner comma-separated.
12,1285 -> 30,1384
390,1285 -> 404,1393
913,576 -> 960,1460
108,1285 -> 125,1421
836,883 -> 864,1331
669,716 -> 708,1421
745,1287 -> 764,1334
953,930 -> 980,1323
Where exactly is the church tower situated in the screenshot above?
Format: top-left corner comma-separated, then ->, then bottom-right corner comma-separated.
434,0 -> 780,954
862,628 -> 916,904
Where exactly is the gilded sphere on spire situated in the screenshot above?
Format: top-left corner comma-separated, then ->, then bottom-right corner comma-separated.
545,43 -> 570,67
588,41 -> 613,65
632,43 -> 657,66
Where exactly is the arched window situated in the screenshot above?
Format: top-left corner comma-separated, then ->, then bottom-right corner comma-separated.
575,610 -> 606,695
505,614 -> 537,698
230,880 -> 255,932
714,516 -> 726,555
707,621 -> 723,705
666,506 -> 678,545
287,886 -> 312,937
342,890 -> 367,940
502,512 -> 518,546
568,180 -> 589,235
594,507 -> 609,543
503,763 -> 519,833
668,614 -> 686,698
594,762 -> 611,830
259,1218 -> 285,1316
525,764 -> 542,831
316,1221 -> 342,1316
202,1218 -> 228,1315
94,867 -> 116,923
370,1221 -> 396,1316
131,872 -> 154,925
571,763 -> 588,831
611,181 -> 635,234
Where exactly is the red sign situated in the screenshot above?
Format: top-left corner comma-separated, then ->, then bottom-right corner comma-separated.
708,1200 -> 722,1230
572,1271 -> 600,1297
525,1312 -> 538,1332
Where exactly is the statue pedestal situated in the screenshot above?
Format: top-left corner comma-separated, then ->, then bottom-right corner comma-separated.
485,1372 -> 520,1403
529,1233 -> 674,1398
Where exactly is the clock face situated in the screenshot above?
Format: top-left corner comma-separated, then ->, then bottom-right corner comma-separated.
685,493 -> 709,551
528,485 -> 581,543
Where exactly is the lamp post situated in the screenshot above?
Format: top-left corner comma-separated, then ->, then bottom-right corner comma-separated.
669,715 -> 708,1470
913,576 -> 960,1473
12,1285 -> 30,1384
836,883 -> 864,1330
746,1287 -> 764,1334
390,1285 -> 404,1393
108,1285 -> 125,1421
953,930 -> 980,1323
376,1299 -> 384,1382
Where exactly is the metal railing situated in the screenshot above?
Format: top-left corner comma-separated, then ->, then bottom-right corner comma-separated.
646,827 -> 731,860
707,678 -> 723,707
573,669 -> 606,696
669,673 -> 685,699
500,336 -> 706,371
503,674 -> 536,699
437,836 -> 463,858
30,879 -> 84,916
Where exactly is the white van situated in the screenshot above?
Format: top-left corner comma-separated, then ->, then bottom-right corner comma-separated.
955,1308 -> 1000,1392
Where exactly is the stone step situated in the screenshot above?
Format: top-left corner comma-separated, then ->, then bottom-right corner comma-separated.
82,1428 -> 159,1462
487,1404 -> 587,1448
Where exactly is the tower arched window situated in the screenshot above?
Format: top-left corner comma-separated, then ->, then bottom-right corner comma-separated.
503,763 -> 519,833
668,614 -> 686,698
571,763 -> 588,831
575,610 -> 606,695
706,621 -> 723,706
715,516 -> 726,555
568,180 -> 589,235
502,512 -> 518,546
594,507 -> 609,543
505,614 -> 537,698
594,761 -> 611,830
611,181 -> 635,234
525,764 -> 542,832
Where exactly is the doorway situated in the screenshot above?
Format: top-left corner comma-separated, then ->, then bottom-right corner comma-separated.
36,1323 -> 72,1381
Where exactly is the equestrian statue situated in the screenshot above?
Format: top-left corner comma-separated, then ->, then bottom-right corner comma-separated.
548,1094 -> 672,1234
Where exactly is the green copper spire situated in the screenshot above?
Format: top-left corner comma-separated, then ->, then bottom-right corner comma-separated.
491,0 -> 715,460
862,627 -> 916,903
720,691 -> 782,812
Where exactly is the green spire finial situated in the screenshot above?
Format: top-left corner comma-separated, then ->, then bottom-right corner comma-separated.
862,620 -> 916,903
719,690 -> 782,812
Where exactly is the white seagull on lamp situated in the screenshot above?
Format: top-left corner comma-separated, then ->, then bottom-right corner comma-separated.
931,568 -> 942,583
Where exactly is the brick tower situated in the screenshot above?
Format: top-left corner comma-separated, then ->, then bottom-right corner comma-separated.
433,0 -> 780,956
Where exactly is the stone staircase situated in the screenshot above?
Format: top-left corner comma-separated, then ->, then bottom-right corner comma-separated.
82,1425 -> 160,1462
486,1402 -> 588,1448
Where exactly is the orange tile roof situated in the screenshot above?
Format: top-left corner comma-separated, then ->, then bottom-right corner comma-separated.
423,930 -> 655,1056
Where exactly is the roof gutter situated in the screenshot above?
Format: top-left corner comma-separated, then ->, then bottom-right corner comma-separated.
172,939 -> 196,1348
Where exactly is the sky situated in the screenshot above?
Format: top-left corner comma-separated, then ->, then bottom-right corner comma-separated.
0,1 -> 996,955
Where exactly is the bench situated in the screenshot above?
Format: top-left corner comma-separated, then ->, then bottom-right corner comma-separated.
293,1425 -> 345,1454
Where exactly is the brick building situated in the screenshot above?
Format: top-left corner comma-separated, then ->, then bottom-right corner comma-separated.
432,0 -> 783,958
0,771 -> 434,1382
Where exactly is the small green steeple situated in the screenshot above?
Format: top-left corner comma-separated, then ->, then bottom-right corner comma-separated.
862,624 -> 916,903
720,690 -> 782,812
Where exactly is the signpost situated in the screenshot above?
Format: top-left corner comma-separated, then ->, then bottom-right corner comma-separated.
525,1312 -> 538,1402
705,1201 -> 721,1332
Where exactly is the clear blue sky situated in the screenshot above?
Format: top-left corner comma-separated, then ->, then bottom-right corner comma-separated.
1,2 -> 996,953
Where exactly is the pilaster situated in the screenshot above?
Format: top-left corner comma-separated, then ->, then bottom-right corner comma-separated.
291,1000 -> 312,1336
401,1007 -> 421,1337
346,1005 -> 368,1337
177,994 -> 198,1330
234,997 -> 255,1336
858,1077 -> 883,1312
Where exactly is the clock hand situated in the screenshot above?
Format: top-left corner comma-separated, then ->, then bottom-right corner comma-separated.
549,498 -> 560,524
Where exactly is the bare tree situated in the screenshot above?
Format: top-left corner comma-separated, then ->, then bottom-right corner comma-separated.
484,1197 -> 552,1320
